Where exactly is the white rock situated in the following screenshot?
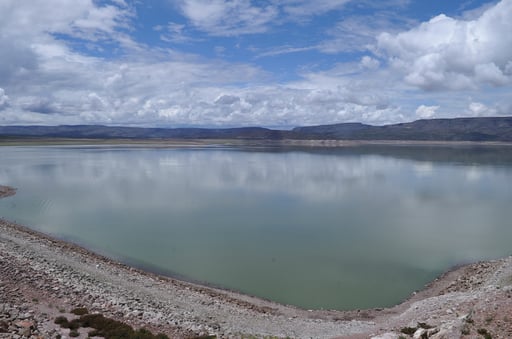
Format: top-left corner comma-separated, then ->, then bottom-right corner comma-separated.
371,333 -> 399,339
413,328 -> 427,338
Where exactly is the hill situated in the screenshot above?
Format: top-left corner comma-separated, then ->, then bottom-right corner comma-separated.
292,117 -> 512,141
1,117 -> 512,141
0,125 -> 288,139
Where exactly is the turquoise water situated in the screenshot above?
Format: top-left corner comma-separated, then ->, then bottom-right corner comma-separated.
0,145 -> 511,310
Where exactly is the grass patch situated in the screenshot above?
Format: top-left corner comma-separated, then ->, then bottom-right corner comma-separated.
417,322 -> 433,329
400,326 -> 417,335
461,323 -> 470,335
55,313 -> 169,339
71,307 -> 89,316
54,316 -> 68,326
485,315 -> 494,324
477,328 -> 492,339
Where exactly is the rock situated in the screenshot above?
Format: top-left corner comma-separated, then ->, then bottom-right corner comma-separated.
14,320 -> 34,329
20,327 -> 31,337
17,312 -> 31,320
413,328 -> 427,338
427,327 -> 440,336
371,333 -> 399,339
430,321 -> 463,339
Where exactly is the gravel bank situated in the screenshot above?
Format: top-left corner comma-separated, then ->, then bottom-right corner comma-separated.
1,185 -> 511,338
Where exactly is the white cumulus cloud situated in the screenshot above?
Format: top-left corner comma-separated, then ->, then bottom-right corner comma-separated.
467,102 -> 497,117
0,88 -> 9,110
415,105 -> 439,119
0,0 -> 510,128
377,0 -> 512,90
360,56 -> 380,70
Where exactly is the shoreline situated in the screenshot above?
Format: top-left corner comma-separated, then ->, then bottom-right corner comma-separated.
0,185 -> 16,198
2,137 -> 512,148
1,186 -> 512,338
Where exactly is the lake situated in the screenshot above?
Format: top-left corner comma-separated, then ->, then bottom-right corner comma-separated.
0,144 -> 511,310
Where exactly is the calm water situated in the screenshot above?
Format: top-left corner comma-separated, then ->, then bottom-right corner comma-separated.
0,145 -> 511,310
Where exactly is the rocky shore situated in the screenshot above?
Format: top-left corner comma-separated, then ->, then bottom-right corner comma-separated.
1,185 -> 512,338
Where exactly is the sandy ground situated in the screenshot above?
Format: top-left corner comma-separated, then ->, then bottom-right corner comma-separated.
1,185 -> 512,338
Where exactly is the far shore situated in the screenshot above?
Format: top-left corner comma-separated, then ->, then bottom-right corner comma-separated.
1,185 -> 512,338
2,137 -> 512,148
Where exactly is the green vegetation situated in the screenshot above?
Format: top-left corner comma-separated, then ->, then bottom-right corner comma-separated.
477,328 -> 492,339
54,313 -> 169,339
399,322 -> 432,337
461,323 -> 471,335
71,307 -> 89,316
400,326 -> 417,335
54,316 -> 68,326
485,315 -> 494,324
417,322 -> 433,329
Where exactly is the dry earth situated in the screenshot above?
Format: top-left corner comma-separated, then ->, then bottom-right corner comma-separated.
1,185 -> 511,338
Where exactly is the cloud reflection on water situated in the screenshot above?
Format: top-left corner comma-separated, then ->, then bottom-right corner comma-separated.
0,146 -> 512,310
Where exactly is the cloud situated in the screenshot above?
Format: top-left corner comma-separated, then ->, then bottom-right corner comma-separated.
21,97 -> 61,115
280,0 -> 352,17
0,0 -> 510,128
360,56 -> 380,70
474,63 -> 509,86
158,22 -> 200,44
176,0 -> 278,36
377,0 -> 512,90
215,95 -> 241,105
0,38 -> 39,83
0,0 -> 134,44
415,105 -> 439,119
467,102 -> 497,117
320,13 -> 414,54
256,45 -> 316,58
0,88 -> 9,110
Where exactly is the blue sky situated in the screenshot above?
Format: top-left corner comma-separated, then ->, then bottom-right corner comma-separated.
0,0 -> 511,127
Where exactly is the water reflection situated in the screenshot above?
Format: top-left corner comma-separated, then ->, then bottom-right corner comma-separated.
0,145 -> 511,310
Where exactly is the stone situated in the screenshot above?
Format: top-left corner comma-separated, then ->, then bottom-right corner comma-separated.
371,333 -> 399,339
20,327 -> 31,337
14,320 -> 34,329
413,328 -> 427,338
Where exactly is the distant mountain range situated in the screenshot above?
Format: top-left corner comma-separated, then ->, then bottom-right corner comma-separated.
1,117 -> 512,141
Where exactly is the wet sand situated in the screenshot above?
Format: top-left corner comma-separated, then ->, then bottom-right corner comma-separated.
1,185 -> 512,338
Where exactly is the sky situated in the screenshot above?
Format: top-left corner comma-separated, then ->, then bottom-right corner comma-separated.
0,0 -> 511,128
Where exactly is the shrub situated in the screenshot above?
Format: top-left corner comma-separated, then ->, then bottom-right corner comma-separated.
417,322 -> 433,329
71,307 -> 89,316
400,327 -> 417,335
54,313 -> 170,339
54,316 -> 68,326
477,328 -> 492,339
